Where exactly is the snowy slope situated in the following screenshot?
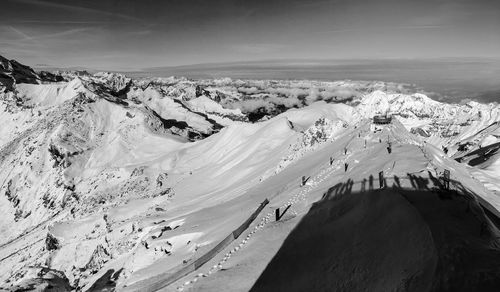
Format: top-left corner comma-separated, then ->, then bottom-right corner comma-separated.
16,78 -> 92,107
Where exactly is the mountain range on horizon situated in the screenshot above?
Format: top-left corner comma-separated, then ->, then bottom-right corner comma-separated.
29,56 -> 499,104
1,54 -> 500,291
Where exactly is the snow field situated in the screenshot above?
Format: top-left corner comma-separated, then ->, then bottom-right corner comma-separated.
175,157 -> 342,291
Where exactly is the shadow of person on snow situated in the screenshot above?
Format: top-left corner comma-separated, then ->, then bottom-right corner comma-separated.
251,175 -> 500,292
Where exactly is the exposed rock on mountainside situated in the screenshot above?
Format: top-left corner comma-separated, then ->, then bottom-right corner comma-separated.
0,55 -> 39,91
0,55 -> 66,92
4,267 -> 73,291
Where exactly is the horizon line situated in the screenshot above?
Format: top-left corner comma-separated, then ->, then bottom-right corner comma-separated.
26,56 -> 500,73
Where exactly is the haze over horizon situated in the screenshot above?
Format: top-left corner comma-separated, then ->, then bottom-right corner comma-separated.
1,0 -> 500,71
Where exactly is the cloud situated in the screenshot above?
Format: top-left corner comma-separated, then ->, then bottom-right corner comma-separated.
316,24 -> 445,35
34,27 -> 89,40
231,44 -> 284,54
0,26 -> 43,48
268,95 -> 302,108
11,20 -> 108,24
7,26 -> 32,40
237,86 -> 260,95
227,95 -> 302,113
15,0 -> 141,22
129,30 -> 153,36
2,26 -> 89,43
304,86 -> 361,104
263,87 -> 310,98
226,80 -> 382,114
306,87 -> 320,103
228,86 -> 304,113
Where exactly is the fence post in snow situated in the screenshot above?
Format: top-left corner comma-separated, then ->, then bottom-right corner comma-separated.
379,171 -> 385,189
443,169 -> 450,190
275,205 -> 292,221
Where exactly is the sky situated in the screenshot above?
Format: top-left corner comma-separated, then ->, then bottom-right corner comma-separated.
1,0 -> 500,71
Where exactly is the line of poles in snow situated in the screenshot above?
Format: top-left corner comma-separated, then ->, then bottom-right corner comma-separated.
179,124 -> 440,290
177,152 -> 341,290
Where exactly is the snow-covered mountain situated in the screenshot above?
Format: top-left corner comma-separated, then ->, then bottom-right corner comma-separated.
1,55 -> 500,291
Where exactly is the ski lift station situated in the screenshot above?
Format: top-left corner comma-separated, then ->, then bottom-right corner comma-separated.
371,113 -> 392,132
373,113 -> 392,125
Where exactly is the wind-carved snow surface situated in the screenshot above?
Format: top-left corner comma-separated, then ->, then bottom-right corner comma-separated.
1,56 -> 500,291
275,117 -> 348,174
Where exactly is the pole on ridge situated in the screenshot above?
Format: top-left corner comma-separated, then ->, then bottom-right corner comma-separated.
276,205 -> 292,221
379,171 -> 385,189
443,169 -> 450,190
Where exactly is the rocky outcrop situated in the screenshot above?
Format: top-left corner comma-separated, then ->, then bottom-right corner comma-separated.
39,71 -> 65,83
92,72 -> 133,98
276,117 -> 348,173
46,232 -> 61,251
84,244 -> 111,274
410,127 -> 431,138
0,55 -> 40,91
195,85 -> 211,98
0,55 -> 65,91
4,267 -> 72,292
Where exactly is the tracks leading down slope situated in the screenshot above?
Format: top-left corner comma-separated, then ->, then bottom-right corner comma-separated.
176,119 -> 500,292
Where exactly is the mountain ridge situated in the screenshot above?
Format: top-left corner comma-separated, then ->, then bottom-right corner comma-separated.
1,55 -> 500,291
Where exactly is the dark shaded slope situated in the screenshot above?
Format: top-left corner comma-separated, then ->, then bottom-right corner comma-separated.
0,55 -> 39,91
251,180 -> 500,292
171,98 -> 223,131
454,141 -> 500,168
0,54 -> 64,91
